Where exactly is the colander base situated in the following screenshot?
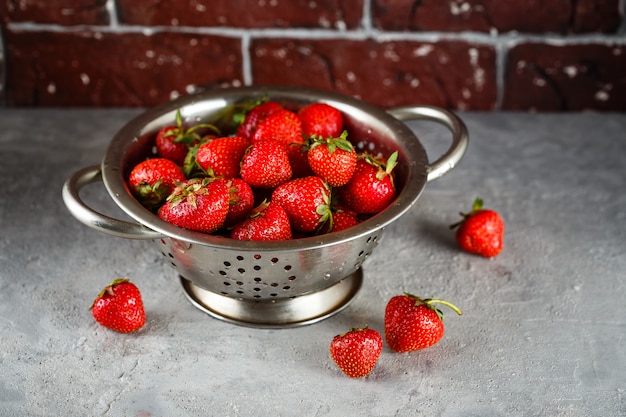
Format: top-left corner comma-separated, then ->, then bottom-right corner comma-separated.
179,269 -> 363,328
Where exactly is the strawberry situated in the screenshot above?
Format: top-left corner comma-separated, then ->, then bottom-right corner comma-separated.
230,200 -> 292,241
236,100 -> 283,140
128,157 -> 186,209
339,151 -> 398,214
213,177 -> 255,228
384,293 -> 462,353
156,109 -> 220,165
272,176 -> 332,233
195,136 -> 250,178
298,102 -> 344,139
240,139 -> 292,189
307,131 -> 357,187
320,204 -> 359,234
157,178 -> 230,233
287,142 -> 315,179
329,326 -> 382,378
251,108 -> 304,146
450,198 -> 504,258
91,278 -> 145,333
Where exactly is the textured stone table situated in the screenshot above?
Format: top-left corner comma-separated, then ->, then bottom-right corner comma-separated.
1,109 -> 625,416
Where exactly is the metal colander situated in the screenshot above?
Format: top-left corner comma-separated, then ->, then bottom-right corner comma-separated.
63,86 -> 468,328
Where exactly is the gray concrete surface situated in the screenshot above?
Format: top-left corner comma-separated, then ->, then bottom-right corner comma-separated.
1,109 -> 625,416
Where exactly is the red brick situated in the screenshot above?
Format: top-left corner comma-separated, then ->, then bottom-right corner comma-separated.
250,38 -> 497,110
572,0 -> 622,33
503,43 -> 626,111
4,30 -> 243,107
1,0 -> 109,26
116,0 -> 364,29
372,0 -> 620,34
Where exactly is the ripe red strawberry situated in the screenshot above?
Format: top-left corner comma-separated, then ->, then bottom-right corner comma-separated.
329,326 -> 382,378
450,198 -> 504,258
251,108 -> 304,146
339,151 -> 398,214
195,136 -> 250,178
236,100 -> 283,140
212,177 -> 255,228
272,176 -> 331,233
287,142 -> 315,179
384,293 -> 462,353
156,110 -> 220,165
157,178 -> 230,233
298,102 -> 344,139
128,157 -> 186,209
240,139 -> 292,189
320,205 -> 359,234
91,278 -> 145,333
230,200 -> 292,241
307,131 -> 357,187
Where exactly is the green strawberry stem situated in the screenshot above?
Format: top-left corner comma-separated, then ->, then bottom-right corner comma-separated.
404,292 -> 462,320
449,197 -> 484,230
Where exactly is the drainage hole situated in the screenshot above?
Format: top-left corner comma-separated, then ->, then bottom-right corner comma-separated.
271,257 -> 279,263
224,261 -> 231,267
236,281 -> 244,286
253,265 -> 261,271
288,276 -> 296,281
254,277 -> 262,282
284,265 -> 292,271
283,286 -> 291,290
223,281 -> 231,286
236,255 -> 244,261
253,287 -> 261,292
238,268 -> 245,274
219,270 -> 227,276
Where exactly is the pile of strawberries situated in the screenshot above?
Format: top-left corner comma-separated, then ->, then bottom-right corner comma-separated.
127,100 -> 399,241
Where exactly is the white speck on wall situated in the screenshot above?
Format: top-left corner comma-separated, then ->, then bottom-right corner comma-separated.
533,77 -> 546,87
134,61 -> 148,69
413,45 -> 434,57
516,60 -> 527,70
61,8 -> 75,16
468,48 -> 479,66
473,68 -> 485,90
438,54 -> 450,64
185,84 -> 196,94
47,83 -> 56,94
369,50 -> 378,59
410,78 -> 420,88
309,1 -> 317,8
318,17 -> 331,28
196,3 -> 206,12
346,71 -> 357,82
256,48 -> 268,57
335,20 -> 346,30
297,46 -> 312,55
594,90 -> 609,101
145,50 -> 155,58
169,90 -> 180,100
273,48 -> 287,59
563,65 -> 578,78
383,47 -> 400,62
612,47 -> 622,56
189,39 -> 198,47
462,88 -> 471,99
232,79 -> 242,87
450,1 -> 471,16
383,78 -> 392,86
94,32 -> 103,40
80,73 -> 90,85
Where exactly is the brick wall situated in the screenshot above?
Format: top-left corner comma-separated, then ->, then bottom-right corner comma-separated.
1,0 -> 624,111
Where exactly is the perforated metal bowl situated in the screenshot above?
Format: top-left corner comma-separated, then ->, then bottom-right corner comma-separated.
63,86 -> 468,328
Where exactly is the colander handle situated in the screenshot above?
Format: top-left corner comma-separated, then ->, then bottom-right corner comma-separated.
387,106 -> 469,182
62,165 -> 166,240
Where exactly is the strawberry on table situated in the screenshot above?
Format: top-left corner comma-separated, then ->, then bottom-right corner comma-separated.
450,198 -> 505,258
272,176 -> 332,233
157,178 -> 230,233
384,293 -> 462,353
91,278 -> 145,333
298,102 -> 344,139
156,109 -> 220,165
339,151 -> 398,214
128,157 -> 186,209
307,131 -> 357,187
230,200 -> 292,241
329,326 -> 383,378
195,136 -> 250,179
240,139 -> 292,189
251,108 -> 304,146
